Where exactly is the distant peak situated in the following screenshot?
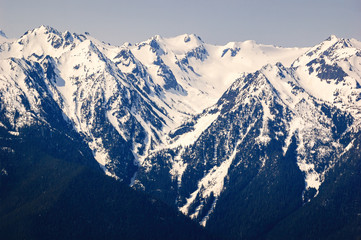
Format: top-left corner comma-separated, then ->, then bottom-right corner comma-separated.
326,35 -> 338,41
29,25 -> 62,37
39,25 -> 57,32
151,34 -> 163,41
140,34 -> 164,45
183,33 -> 203,42
183,34 -> 191,43
163,33 -> 204,46
243,39 -> 257,45
122,42 -> 132,47
0,30 -> 7,38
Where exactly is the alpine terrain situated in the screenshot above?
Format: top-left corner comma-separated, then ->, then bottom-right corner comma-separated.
1,26 -> 361,239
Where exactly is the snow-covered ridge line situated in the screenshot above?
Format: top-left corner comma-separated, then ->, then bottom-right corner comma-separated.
1,25 -> 360,216
144,34 -> 360,225
1,26 -> 309,137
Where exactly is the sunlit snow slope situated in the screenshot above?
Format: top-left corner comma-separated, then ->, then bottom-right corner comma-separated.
1,26 -> 361,232
0,26 -> 308,171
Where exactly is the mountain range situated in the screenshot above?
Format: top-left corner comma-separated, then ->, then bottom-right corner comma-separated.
1,26 -> 361,239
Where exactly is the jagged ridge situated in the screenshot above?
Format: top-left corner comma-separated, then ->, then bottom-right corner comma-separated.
1,26 -> 361,239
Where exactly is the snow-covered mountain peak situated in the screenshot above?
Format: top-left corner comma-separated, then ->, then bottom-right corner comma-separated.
326,34 -> 338,41
0,29 -> 7,38
162,33 -> 204,50
0,30 -> 10,44
134,33 -> 206,58
282,35 -> 361,122
350,38 -> 361,49
242,39 -> 257,46
2,25 -> 358,189
122,42 -> 132,47
24,25 -> 75,46
1,27 -> 361,231
136,34 -> 163,45
35,25 -> 61,35
0,26 -> 88,61
292,35 -> 359,68
152,34 -> 163,40
182,33 -> 202,43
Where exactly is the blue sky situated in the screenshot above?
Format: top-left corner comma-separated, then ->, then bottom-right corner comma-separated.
0,0 -> 360,47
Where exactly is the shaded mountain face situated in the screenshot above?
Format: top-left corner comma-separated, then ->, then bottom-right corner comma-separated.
0,127 -> 214,240
263,130 -> 361,239
1,25 -> 361,239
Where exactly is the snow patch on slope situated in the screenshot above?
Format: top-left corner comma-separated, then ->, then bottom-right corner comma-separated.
180,139 -> 242,225
169,111 -> 220,148
169,150 -> 188,187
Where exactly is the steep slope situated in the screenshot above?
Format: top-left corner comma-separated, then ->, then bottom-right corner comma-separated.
135,62 -> 353,223
133,35 -> 361,239
0,26 -> 308,182
264,131 -> 361,240
2,25 -> 361,239
293,35 -> 361,118
0,26 -> 170,181
0,125 -> 215,240
127,34 -> 308,117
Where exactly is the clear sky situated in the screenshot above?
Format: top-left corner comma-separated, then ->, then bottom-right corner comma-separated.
0,0 -> 360,47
